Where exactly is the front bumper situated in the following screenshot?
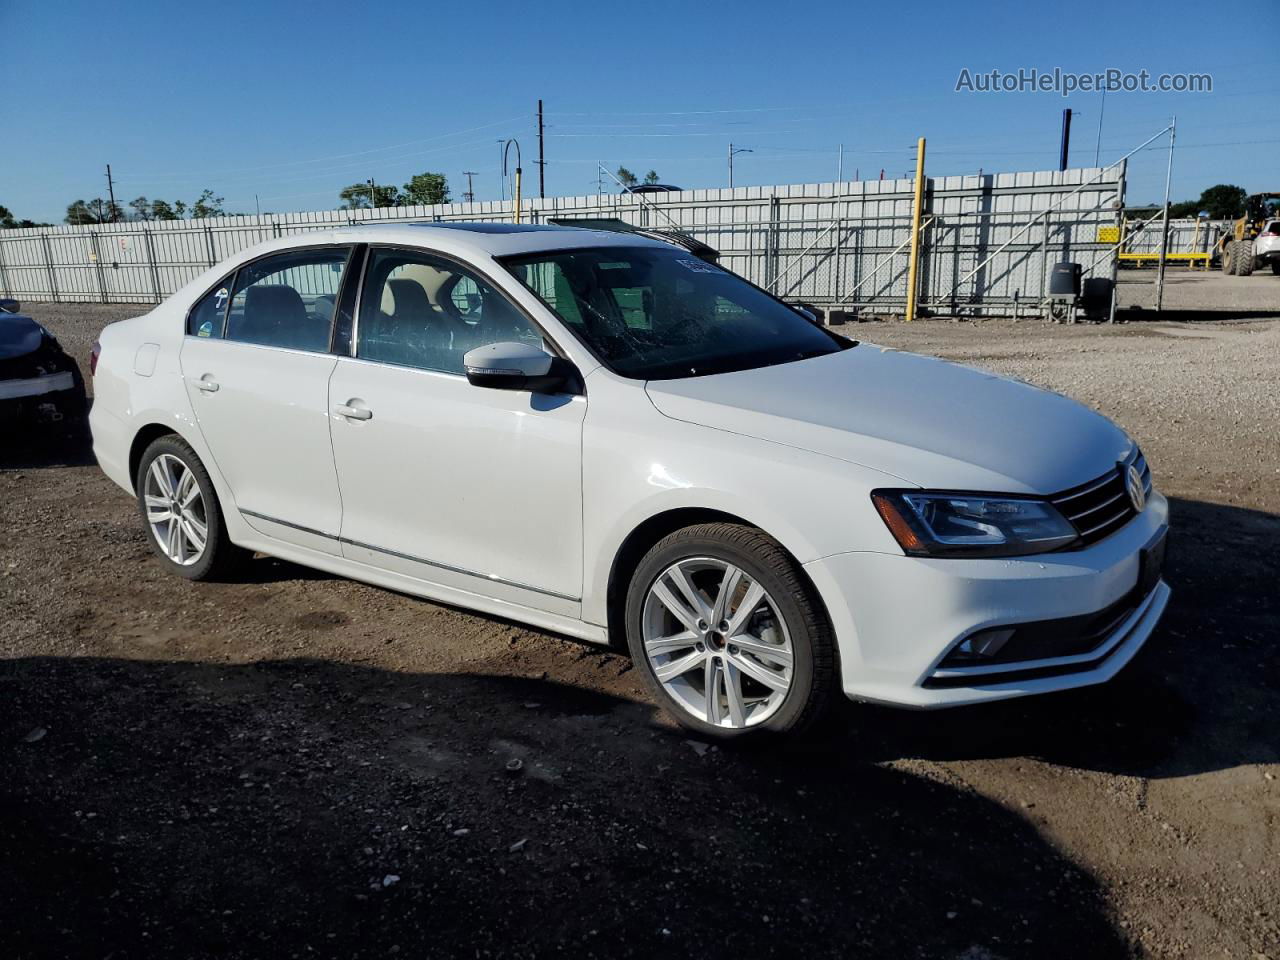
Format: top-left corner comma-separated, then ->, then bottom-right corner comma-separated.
804,491 -> 1171,708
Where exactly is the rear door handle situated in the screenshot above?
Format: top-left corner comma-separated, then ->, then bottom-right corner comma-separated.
193,376 -> 220,393
333,403 -> 372,421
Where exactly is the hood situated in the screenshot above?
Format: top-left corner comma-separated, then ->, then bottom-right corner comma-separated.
644,343 -> 1132,494
0,314 -> 49,361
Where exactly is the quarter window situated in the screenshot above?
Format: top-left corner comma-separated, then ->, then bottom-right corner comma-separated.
187,283 -> 231,338
224,247 -> 350,352
356,249 -> 542,375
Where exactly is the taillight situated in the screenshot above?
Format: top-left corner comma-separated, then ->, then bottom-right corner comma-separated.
90,340 -> 101,376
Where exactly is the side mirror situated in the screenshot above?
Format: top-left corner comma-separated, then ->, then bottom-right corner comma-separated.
790,302 -> 824,326
0,298 -> 20,314
463,341 -> 573,394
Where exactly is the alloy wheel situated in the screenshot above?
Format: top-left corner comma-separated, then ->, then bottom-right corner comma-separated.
641,557 -> 794,729
143,453 -> 208,566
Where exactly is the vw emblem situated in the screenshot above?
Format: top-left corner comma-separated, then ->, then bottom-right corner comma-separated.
1124,464 -> 1145,512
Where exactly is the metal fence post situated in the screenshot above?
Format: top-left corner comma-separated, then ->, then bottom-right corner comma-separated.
767,195 -> 781,288
90,231 -> 109,304
41,234 -> 60,303
144,228 -> 162,304
904,137 -> 927,321
0,239 -> 10,299
204,224 -> 216,266
1109,159 -> 1126,323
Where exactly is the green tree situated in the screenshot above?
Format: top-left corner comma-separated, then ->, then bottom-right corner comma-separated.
150,199 -> 181,221
401,172 -> 450,206
616,166 -> 638,188
128,196 -> 153,221
1194,184 -> 1246,220
65,198 -> 122,225
190,190 -> 225,219
1,205 -> 44,228
643,170 -> 660,185
339,182 -> 400,209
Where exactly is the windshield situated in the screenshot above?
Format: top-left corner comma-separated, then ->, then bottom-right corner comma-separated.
502,246 -> 847,379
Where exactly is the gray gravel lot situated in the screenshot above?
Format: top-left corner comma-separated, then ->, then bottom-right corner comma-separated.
2,300 -> 1278,959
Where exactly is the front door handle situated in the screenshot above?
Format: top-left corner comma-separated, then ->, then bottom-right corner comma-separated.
193,376 -> 220,393
333,402 -> 372,421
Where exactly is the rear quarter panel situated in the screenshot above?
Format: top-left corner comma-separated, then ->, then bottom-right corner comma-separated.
89,303 -> 212,497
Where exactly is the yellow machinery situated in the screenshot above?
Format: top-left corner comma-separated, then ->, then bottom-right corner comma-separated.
1217,192 -> 1280,275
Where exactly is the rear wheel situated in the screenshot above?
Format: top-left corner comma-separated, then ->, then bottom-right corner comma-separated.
1237,244 -> 1256,276
624,522 -> 835,740
1221,242 -> 1234,274
135,435 -> 248,581
1272,261 -> 1280,276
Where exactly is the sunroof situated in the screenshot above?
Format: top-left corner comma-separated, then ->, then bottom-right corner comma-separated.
416,222 -> 573,234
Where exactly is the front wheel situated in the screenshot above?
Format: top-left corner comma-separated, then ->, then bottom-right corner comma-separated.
135,434 -> 248,581
625,523 -> 835,740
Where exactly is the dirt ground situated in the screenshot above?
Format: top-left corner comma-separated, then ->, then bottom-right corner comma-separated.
2,301 -> 1278,960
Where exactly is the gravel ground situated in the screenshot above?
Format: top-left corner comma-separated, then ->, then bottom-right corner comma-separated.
1116,266 -> 1280,316
2,300 -> 1278,960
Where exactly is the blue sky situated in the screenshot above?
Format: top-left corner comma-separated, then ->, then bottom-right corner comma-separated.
3,0 -> 1276,223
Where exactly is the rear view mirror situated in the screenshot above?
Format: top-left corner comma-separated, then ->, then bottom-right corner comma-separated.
463,341 -> 573,394
0,298 -> 20,314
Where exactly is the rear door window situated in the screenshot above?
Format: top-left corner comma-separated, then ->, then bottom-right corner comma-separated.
224,247 -> 351,351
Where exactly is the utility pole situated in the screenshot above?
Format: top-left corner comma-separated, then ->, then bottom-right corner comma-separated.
255,194 -> 261,217
503,139 -> 522,223
462,171 -> 477,204
837,144 -> 843,184
1059,109 -> 1073,171
367,178 -> 376,208
728,143 -> 752,189
537,99 -> 546,199
105,164 -> 118,221
597,165 -> 604,195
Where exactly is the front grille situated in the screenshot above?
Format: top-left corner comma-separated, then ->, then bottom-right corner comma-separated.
1050,449 -> 1152,547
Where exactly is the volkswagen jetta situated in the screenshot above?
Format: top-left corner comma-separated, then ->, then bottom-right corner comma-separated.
89,223 -> 1170,739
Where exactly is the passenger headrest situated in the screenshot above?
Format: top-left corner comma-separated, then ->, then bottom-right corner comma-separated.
244,284 -> 307,324
387,278 -> 431,319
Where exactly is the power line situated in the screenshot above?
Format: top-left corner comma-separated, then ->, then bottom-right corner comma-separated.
118,116 -> 526,182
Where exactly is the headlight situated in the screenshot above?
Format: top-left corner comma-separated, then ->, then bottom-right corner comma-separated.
871,490 -> 1078,558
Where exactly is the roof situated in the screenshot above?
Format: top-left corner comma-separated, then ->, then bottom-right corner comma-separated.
256,221 -> 674,260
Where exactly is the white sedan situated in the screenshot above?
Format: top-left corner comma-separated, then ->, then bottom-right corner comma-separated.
89,223 -> 1170,739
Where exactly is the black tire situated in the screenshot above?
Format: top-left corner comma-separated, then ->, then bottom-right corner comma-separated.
1220,242 -> 1234,274
135,434 -> 248,581
624,522 -> 835,740
1272,261 -> 1280,276
1237,244 -> 1256,276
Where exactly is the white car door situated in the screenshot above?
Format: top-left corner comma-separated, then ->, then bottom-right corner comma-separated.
180,245 -> 353,554
327,247 -> 586,615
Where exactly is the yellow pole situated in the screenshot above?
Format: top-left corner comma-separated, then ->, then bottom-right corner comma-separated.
513,167 -> 523,224
904,137 -> 927,322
